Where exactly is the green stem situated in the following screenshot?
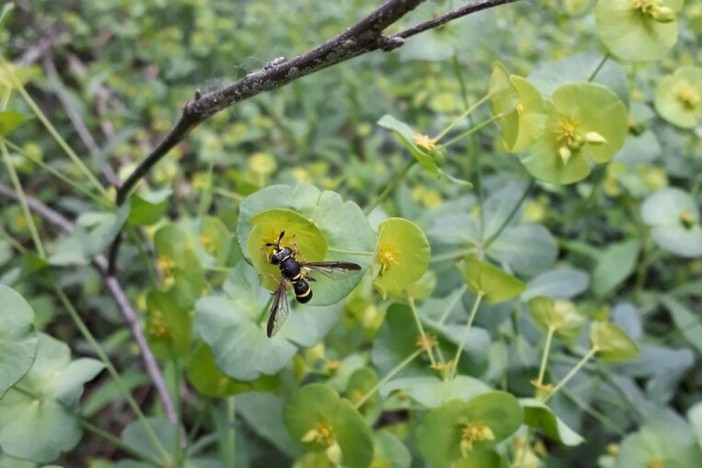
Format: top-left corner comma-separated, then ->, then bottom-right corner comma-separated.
354,348 -> 423,409
198,161 -> 215,218
441,113 -> 504,149
54,286 -> 172,465
0,56 -> 109,199
224,397 -> 236,466
450,291 -> 484,379
407,292 -> 438,367
82,420 -> 162,466
536,327 -> 555,387
587,53 -> 610,82
434,93 -> 491,142
483,179 -> 535,249
543,347 -> 598,403
438,284 -> 468,324
1,144 -> 46,258
364,159 -> 416,215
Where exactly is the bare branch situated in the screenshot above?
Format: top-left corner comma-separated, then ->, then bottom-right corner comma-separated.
0,183 -> 177,424
394,0 -> 521,40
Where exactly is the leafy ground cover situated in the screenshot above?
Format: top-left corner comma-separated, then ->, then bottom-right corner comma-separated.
0,0 -> 701,466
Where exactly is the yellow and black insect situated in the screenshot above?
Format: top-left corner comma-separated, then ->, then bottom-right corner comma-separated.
265,231 -> 361,337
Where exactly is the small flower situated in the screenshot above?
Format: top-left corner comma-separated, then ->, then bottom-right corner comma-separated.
459,420 -> 495,457
301,421 -> 336,447
378,242 -> 401,276
416,333 -> 438,352
414,133 -> 437,152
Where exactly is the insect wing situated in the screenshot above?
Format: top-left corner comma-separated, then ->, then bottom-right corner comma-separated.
303,261 -> 361,279
267,278 -> 290,337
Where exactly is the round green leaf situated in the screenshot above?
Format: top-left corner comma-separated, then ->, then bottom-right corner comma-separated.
641,188 -> 702,258
417,392 -> 523,465
596,0 -> 683,61
0,285 -> 37,397
592,239 -> 641,298
374,217 -> 431,297
654,66 -> 702,128
284,383 -> 373,468
528,296 -> 585,345
127,188 -> 171,226
520,83 -> 628,184
590,321 -> 640,362
382,376 -> 491,409
459,257 -> 525,303
522,267 -> 589,301
0,333 -> 103,462
238,185 -> 373,305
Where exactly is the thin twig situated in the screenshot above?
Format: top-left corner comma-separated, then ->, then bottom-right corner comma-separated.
0,182 -> 177,424
106,0 -> 522,273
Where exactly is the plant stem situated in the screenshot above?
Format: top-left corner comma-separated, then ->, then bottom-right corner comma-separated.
588,53 -> 610,82
82,420 -> 162,466
441,113 -> 503,148
224,397 -> 236,466
1,144 -> 46,258
54,286 -> 172,465
407,292 -> 437,367
536,326 -> 555,386
434,93 -> 490,142
364,159 -> 416,215
483,179 -> 535,249
450,291 -> 484,379
438,283 -> 468,324
543,347 -> 598,403
354,348 -> 423,409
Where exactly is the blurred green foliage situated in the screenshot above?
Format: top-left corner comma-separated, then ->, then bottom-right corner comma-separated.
1,0 -> 702,466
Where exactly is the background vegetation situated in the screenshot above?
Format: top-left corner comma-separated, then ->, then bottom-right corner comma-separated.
0,0 -> 701,466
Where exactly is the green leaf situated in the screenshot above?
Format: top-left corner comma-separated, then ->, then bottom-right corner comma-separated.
48,202 -> 131,266
237,185 -> 373,305
641,188 -> 702,258
520,83 -> 628,184
522,267 -> 589,301
520,398 -> 584,446
417,392 -> 523,466
459,257 -> 525,303
596,0 -> 683,61
346,367 -> 381,424
377,115 -> 438,174
382,376 -> 491,409
145,289 -> 192,360
0,110 -> 31,136
615,413 -> 702,468
121,417 -> 177,464
284,383 -> 373,468
590,321 -> 639,362
154,224 -> 205,308
659,295 -> 702,354
374,217 -> 430,297
0,3 -> 15,28
236,393 -> 303,458
127,188 -> 171,226
372,430 -> 411,468
0,333 -> 103,462
0,285 -> 38,398
186,343 -> 278,397
528,296 -> 585,345
654,66 -> 702,128
592,240 -> 641,298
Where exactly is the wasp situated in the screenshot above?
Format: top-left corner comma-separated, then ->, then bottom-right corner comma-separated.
264,230 -> 361,337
